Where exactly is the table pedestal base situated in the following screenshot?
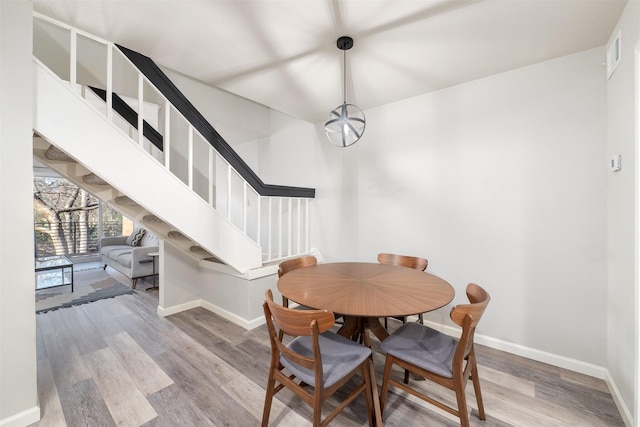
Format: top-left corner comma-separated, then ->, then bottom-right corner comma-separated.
337,316 -> 390,343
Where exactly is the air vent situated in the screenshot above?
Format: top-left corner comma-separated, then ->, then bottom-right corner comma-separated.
607,31 -> 621,79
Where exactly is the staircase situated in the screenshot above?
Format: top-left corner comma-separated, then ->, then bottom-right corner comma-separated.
32,13 -> 315,274
33,141 -> 224,264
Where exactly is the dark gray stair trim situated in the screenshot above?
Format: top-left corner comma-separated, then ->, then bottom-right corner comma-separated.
116,44 -> 316,199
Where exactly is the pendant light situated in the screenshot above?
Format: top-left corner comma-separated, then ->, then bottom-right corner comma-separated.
324,36 -> 366,147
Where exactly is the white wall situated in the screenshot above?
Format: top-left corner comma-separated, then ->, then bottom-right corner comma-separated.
251,111 -> 319,189
160,240 -> 279,328
356,47 -> 608,364
199,270 -> 278,328
160,67 -> 271,147
0,1 -> 40,425
160,65 -> 320,190
158,240 -> 201,312
251,47 -> 610,377
159,238 -> 280,328
235,44 -> 612,383
606,1 -> 640,423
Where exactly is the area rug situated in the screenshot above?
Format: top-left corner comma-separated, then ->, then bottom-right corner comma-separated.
35,267 -> 135,314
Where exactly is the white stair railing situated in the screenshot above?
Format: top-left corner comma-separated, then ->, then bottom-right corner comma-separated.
33,12 -> 312,263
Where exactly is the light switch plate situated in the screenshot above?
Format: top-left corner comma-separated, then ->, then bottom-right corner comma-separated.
611,154 -> 621,172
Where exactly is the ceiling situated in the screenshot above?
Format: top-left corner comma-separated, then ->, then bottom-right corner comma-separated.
33,0 -> 627,124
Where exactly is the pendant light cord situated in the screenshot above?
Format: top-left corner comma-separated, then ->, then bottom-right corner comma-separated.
343,49 -> 347,104
324,36 -> 365,147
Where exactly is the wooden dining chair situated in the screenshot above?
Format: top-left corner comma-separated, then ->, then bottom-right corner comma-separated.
377,253 -> 428,326
262,289 -> 374,427
278,256 -> 318,308
379,283 -> 490,427
277,256 -> 343,335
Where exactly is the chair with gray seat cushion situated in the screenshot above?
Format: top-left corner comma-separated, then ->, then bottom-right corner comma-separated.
277,255 -> 318,308
377,252 -> 430,383
377,252 -> 429,326
277,256 -> 344,332
379,283 -> 490,427
262,289 -> 374,427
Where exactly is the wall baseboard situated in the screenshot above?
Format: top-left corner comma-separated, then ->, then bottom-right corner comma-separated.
199,259 -> 279,280
157,299 -> 200,317
423,320 -> 606,378
156,298 -> 264,329
423,319 -> 632,424
0,406 -> 40,427
604,370 -> 633,427
200,300 -> 264,330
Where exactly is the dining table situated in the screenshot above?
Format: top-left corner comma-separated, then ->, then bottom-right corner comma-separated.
277,261 -> 455,426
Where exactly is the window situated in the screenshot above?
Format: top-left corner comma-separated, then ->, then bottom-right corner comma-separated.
33,176 -> 127,257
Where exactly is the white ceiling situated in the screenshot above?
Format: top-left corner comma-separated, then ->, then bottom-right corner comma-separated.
33,0 -> 627,123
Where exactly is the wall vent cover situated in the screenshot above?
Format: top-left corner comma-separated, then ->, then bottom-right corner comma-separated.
606,30 -> 621,79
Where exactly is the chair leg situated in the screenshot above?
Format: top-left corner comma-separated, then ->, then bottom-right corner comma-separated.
261,372 -> 276,427
132,278 -> 137,289
362,362 -> 374,427
103,264 -> 107,270
400,319 -> 421,383
379,355 -> 395,416
470,350 -> 486,420
454,376 -> 470,427
313,389 -> 322,427
397,319 -> 410,386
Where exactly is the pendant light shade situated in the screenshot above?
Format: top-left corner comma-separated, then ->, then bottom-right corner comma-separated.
325,103 -> 366,147
325,36 -> 365,147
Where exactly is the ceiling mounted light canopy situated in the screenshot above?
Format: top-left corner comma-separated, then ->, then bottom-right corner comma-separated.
325,36 -> 366,147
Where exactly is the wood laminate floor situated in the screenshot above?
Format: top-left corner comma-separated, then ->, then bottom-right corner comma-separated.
32,279 -> 625,426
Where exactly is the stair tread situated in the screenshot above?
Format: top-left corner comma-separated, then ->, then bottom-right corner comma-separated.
189,246 -> 212,257
168,231 -> 190,241
45,146 -> 75,162
83,173 -> 108,185
114,196 -> 138,206
142,215 -> 165,225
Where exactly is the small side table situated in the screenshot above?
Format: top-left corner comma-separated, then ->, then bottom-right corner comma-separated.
35,255 -> 74,292
147,251 -> 159,290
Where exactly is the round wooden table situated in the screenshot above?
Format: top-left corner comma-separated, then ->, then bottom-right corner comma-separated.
277,262 -> 455,342
277,262 -> 455,426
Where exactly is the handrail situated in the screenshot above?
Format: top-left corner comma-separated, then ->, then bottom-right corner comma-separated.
88,87 -> 164,152
116,44 -> 315,199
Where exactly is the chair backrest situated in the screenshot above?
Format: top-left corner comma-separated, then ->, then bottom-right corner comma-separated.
377,253 -> 428,271
450,283 -> 490,327
277,256 -> 318,308
264,289 -> 335,337
277,255 -> 318,278
263,289 -> 335,374
449,283 -> 490,369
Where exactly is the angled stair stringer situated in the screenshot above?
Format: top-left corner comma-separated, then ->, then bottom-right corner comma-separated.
32,60 -> 262,273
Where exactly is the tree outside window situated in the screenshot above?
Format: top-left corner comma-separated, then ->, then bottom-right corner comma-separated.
34,177 -> 125,257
